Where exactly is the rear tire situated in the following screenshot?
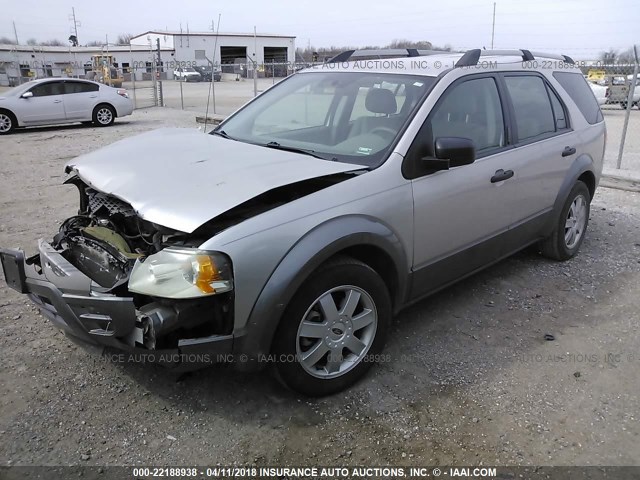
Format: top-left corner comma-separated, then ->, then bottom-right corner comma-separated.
272,257 -> 391,396
0,110 -> 16,135
92,105 -> 115,127
540,181 -> 590,261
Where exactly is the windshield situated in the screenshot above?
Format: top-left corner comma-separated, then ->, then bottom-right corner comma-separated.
215,71 -> 435,167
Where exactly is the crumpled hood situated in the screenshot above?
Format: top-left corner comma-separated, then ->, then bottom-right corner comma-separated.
66,128 -> 365,233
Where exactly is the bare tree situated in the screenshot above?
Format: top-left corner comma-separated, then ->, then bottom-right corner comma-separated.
116,33 -> 133,45
388,39 -> 433,50
22,38 -> 66,46
40,39 -> 65,46
617,47 -> 637,64
0,36 -> 14,45
600,49 -> 619,64
86,40 -> 103,47
297,39 -> 454,62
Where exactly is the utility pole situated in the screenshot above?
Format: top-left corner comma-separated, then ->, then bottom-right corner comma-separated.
253,26 -> 258,97
12,21 -> 19,45
212,13 -> 221,115
617,45 -> 639,169
491,2 -> 496,50
69,7 -> 80,44
156,38 -> 164,106
204,14 -> 221,131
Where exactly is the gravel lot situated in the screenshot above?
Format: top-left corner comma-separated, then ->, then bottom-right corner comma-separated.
0,107 -> 639,468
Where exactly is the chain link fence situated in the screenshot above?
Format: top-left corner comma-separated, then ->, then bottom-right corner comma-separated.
160,61 -> 298,115
121,61 -> 161,110
579,48 -> 640,173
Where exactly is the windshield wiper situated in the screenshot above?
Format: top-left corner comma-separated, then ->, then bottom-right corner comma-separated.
263,141 -> 329,160
211,129 -> 235,140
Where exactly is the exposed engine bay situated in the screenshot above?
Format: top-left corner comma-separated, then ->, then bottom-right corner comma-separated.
56,173 -> 356,291
54,179 -> 189,290
46,176 -> 236,348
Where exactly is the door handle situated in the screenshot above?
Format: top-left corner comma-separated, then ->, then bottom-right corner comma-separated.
491,169 -> 514,183
89,95 -> 98,98
53,99 -> 62,103
562,146 -> 577,157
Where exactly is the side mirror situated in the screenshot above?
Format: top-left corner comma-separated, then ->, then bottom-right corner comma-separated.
21,91 -> 33,99
434,137 -> 476,167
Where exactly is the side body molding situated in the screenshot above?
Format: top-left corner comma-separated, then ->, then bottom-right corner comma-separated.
233,215 -> 409,369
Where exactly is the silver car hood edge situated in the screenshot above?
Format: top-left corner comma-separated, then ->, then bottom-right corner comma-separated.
66,128 -> 365,233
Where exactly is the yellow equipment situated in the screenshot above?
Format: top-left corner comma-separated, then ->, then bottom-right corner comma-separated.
88,54 -> 123,88
587,69 -> 606,82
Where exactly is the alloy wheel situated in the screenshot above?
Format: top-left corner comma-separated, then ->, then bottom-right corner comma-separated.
564,194 -> 587,249
296,285 -> 377,379
96,108 -> 113,125
0,113 -> 12,133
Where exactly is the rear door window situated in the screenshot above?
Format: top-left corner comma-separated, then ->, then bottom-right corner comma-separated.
504,75 -> 555,142
547,86 -> 568,130
64,81 -> 99,94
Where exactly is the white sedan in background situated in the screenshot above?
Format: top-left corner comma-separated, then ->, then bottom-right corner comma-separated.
588,82 -> 607,106
0,78 -> 133,135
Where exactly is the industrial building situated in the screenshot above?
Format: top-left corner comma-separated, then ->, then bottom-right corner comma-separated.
130,31 -> 296,72
0,30 -> 296,86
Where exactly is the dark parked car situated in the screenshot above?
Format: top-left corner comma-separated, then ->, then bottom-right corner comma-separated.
194,66 -> 222,82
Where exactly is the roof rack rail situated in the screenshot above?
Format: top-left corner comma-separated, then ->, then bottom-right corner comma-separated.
454,49 -> 575,67
327,48 -> 446,63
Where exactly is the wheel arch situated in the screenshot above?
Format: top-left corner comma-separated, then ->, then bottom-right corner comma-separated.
0,107 -> 19,128
542,154 -> 596,237
577,170 -> 596,200
233,215 -> 409,369
93,102 -> 117,118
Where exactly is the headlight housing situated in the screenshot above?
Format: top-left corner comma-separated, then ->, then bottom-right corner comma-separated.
128,248 -> 233,299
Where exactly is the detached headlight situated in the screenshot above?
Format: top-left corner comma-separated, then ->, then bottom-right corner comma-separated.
128,248 -> 232,299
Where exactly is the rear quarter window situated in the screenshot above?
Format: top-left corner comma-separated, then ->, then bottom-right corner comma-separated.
553,72 -> 604,125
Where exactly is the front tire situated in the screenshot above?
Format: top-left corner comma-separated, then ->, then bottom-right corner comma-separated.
93,105 -> 115,127
272,257 -> 391,396
540,181 -> 590,261
0,110 -> 16,135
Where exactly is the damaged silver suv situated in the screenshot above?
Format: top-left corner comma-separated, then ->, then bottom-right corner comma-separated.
1,49 -> 605,395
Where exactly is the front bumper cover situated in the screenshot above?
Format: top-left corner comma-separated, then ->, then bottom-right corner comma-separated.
0,241 -> 233,370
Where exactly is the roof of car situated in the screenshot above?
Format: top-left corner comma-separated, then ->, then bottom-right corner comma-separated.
301,49 -> 580,78
19,77 -> 99,85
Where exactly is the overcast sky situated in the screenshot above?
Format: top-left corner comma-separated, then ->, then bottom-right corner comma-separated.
1,0 -> 638,59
